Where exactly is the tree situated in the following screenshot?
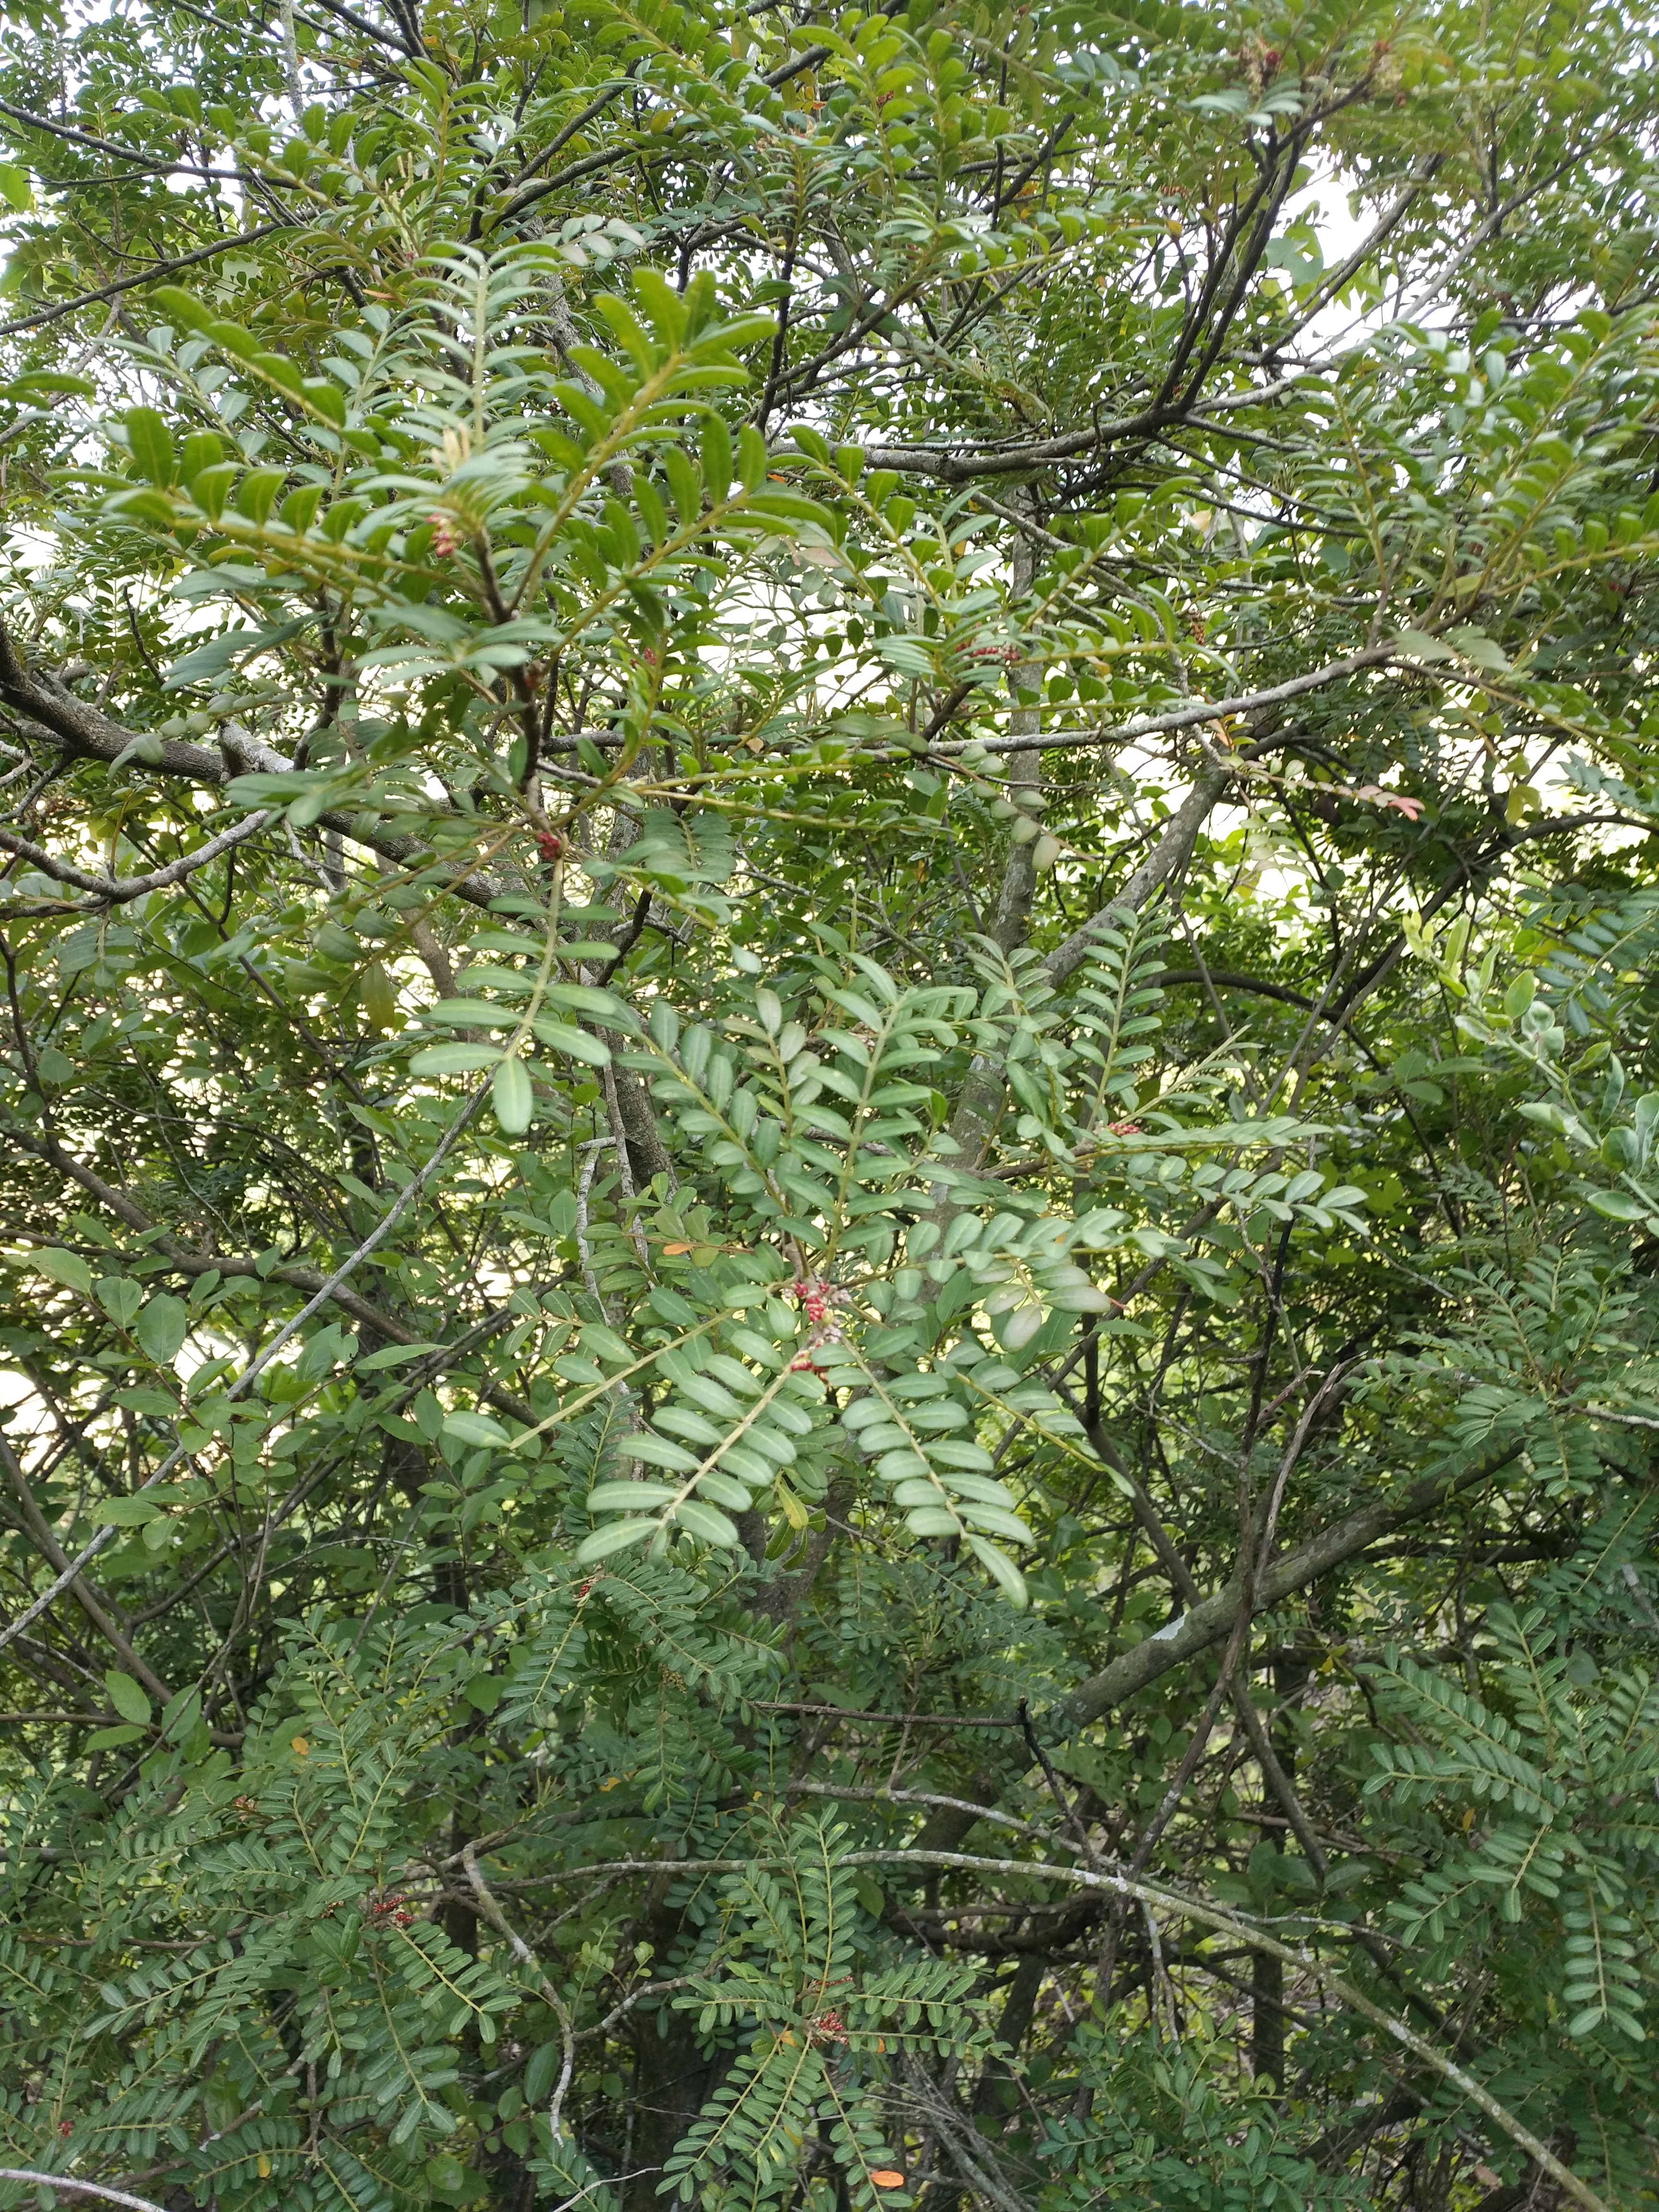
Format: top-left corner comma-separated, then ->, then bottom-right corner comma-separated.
2,0 -> 1659,2205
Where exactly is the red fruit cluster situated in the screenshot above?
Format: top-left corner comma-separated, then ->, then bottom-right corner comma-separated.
367,1892 -> 416,1927
429,514 -> 458,559
1107,1119 -> 1142,1136
790,1276 -> 847,1322
537,831 -> 564,861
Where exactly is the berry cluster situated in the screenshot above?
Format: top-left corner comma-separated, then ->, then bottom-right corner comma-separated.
786,1277 -> 848,1371
366,1892 -> 416,1928
789,1276 -> 833,1322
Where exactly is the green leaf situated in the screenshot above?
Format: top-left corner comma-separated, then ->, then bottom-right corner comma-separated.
0,162 -> 33,212
543,982 -> 634,1021
15,1246 -> 95,1295
301,378 -> 346,426
126,406 -> 175,487
1587,1190 -> 1647,1221
630,1433 -> 700,1470
84,1723 -> 146,1752
235,468 -> 285,523
425,998 -> 519,1028
6,370 -> 94,398
1445,625 -> 1511,672
736,424 -> 768,491
108,486 -> 178,527
523,2041 -> 561,2103
411,1044 -> 504,1075
529,1020 -> 611,1066
575,1518 -> 657,1563
136,1295 -> 189,1365
104,1670 -> 152,1726
588,1480 -> 678,1510
963,1534 -> 1027,1607
492,1053 -> 534,1134
443,1410 -> 512,1447
97,1494 -> 167,1527
162,617 -> 309,690
150,285 -> 214,332
96,1277 -> 143,1328
674,1498 -> 741,1547
701,411 -> 733,496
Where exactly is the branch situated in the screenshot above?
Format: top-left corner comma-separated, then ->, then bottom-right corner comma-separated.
1272,156 -> 1443,347
785,1781 -> 1065,1851
0,634 -> 507,908
0,221 -> 298,339
299,0 -> 418,51
501,75 -> 637,192
852,370 -> 1317,481
0,2177 -> 171,2212
908,1439 -> 1525,1860
462,1842 -> 577,2138
0,1431 -> 171,1702
0,96 -> 246,180
414,1838 -> 1605,2212
496,140 -> 653,227
1057,1441 -> 1524,1732
1156,968 -> 1316,1010
933,765 -> 1233,1189
1042,765 -> 1232,987
0,812 -> 275,905
0,1082 -> 493,1663
930,644 -> 1399,759
754,1701 -> 1020,1729
0,1125 -> 535,1430
847,1853 -> 1610,2212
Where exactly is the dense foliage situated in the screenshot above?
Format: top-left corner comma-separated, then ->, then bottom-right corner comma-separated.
2,0 -> 1659,2206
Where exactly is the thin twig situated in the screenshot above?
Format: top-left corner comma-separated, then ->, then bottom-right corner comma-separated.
0,2177 -> 172,2212
0,223 -> 297,338
0,1080 -> 490,1660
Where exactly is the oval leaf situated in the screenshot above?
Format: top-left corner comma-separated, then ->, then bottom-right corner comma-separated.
104,1670 -> 152,1726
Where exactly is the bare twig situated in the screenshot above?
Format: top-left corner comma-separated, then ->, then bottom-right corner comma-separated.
0,2177 -> 173,2212
0,1081 -> 490,1662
